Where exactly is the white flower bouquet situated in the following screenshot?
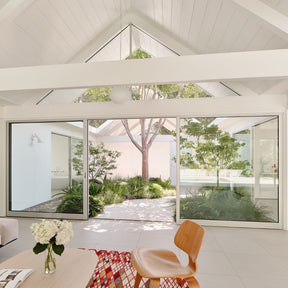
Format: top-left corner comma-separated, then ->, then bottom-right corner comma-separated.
31,219 -> 73,273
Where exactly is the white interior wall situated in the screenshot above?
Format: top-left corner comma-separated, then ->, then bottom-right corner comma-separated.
0,108 -> 5,216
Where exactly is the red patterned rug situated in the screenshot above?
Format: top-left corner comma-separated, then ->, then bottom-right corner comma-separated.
86,249 -> 189,288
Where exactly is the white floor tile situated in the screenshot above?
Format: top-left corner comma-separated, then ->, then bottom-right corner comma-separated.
1,201 -> 288,288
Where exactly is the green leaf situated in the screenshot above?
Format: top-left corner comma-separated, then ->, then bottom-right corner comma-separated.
33,243 -> 48,254
52,244 -> 64,256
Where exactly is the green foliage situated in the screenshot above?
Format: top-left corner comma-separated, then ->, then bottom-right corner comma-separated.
90,176 -> 171,204
72,142 -> 121,183
56,180 -> 104,217
127,49 -> 151,60
76,87 -> 111,103
179,187 -> 272,222
179,119 -> 250,187
89,195 -> 104,217
57,176 -> 175,218
148,177 -> 173,189
33,242 -> 49,254
56,193 -> 83,214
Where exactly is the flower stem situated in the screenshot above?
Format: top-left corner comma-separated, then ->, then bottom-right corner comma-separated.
45,243 -> 56,273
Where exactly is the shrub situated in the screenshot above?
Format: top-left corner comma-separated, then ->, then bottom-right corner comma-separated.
57,176 -> 174,218
149,183 -> 164,198
89,196 -> 104,217
56,194 -> 83,214
149,177 -> 174,189
179,187 -> 272,222
56,180 -> 104,217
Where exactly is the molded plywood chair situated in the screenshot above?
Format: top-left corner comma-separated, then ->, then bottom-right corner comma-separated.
131,220 -> 205,288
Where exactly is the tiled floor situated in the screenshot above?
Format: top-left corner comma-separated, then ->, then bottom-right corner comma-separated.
1,198 -> 288,288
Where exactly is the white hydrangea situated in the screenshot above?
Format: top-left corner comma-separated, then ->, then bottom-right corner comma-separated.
31,220 -> 59,244
31,219 -> 73,245
55,220 -> 74,245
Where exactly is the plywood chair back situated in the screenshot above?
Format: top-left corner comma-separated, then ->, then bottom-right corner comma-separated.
174,220 -> 205,273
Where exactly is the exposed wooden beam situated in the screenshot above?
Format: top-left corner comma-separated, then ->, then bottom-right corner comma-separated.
0,49 -> 288,92
222,81 -> 259,97
232,0 -> 288,41
261,79 -> 288,95
130,12 -> 257,96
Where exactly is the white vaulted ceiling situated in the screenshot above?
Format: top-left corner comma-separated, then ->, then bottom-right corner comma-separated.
0,0 -> 288,105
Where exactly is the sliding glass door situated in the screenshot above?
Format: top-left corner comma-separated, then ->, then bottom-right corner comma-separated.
178,116 -> 279,224
7,115 -> 281,226
8,121 -> 87,219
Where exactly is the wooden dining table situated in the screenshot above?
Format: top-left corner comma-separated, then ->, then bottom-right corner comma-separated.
0,248 -> 98,288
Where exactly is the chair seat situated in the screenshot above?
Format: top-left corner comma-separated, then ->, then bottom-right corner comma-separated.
131,248 -> 195,279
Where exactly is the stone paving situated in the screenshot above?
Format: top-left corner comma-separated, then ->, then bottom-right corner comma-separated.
96,196 -> 176,222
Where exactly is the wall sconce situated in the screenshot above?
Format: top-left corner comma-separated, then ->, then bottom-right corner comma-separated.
31,133 -> 43,145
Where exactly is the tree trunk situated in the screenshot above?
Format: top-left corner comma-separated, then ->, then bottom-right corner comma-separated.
142,147 -> 149,181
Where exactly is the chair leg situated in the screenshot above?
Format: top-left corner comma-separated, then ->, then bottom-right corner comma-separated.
186,277 -> 200,288
134,272 -> 142,288
149,278 -> 160,288
176,278 -> 182,286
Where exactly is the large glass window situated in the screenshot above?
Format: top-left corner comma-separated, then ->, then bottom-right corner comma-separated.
9,121 -> 86,219
179,116 -> 279,223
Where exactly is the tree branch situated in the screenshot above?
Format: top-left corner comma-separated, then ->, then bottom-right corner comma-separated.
121,119 -> 142,152
147,118 -> 166,149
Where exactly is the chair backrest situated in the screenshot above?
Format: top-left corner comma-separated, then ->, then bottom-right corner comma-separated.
174,220 -> 205,271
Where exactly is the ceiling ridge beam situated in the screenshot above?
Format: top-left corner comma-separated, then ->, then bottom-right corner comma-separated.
129,11 -> 258,97
0,49 -> 288,92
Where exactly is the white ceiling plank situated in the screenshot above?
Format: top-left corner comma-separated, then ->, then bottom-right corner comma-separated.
197,0 -> 223,49
162,0 -> 172,30
68,12 -> 133,63
0,0 -> 35,25
170,0 -> 182,36
216,7 -> 249,53
207,1 -> 237,51
49,0 -> 89,44
153,0 -> 163,26
14,4 -> 68,63
232,0 -> 288,41
0,49 -> 288,92
130,12 -> 195,55
180,0 -> 196,41
246,28 -> 274,51
188,0 -> 208,45
228,19 -> 260,52
34,0 -> 77,52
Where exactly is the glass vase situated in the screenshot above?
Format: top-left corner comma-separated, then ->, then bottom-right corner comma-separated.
45,244 -> 56,274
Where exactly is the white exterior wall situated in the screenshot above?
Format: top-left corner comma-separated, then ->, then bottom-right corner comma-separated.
11,123 -> 51,210
98,135 -> 175,182
10,122 -> 83,210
